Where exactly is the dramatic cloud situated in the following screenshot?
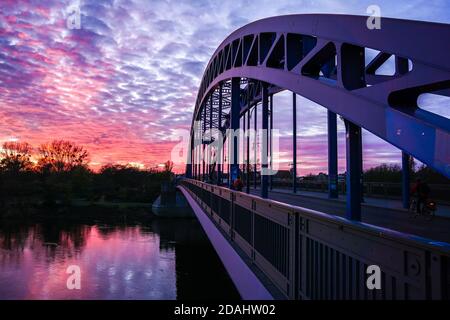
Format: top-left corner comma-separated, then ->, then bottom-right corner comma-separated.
0,0 -> 448,173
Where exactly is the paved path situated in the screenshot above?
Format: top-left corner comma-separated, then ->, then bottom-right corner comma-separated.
249,187 -> 450,244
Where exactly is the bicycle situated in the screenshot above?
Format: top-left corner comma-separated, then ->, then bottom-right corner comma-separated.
409,198 -> 436,221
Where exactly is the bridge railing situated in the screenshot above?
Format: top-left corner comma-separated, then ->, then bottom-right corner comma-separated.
180,178 -> 450,300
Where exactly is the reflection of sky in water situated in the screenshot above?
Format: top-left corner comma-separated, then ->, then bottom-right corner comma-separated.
0,225 -> 177,299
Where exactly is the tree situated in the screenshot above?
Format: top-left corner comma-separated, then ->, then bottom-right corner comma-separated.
0,141 -> 33,173
37,140 -> 89,173
164,160 -> 174,174
363,164 -> 402,182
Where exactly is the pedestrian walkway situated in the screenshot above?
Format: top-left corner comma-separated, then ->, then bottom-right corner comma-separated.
249,187 -> 450,243
262,187 -> 450,218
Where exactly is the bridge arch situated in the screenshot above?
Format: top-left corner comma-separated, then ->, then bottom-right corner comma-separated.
187,14 -> 450,217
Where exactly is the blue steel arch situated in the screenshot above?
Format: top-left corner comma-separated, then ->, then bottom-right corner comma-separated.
190,14 -> 450,178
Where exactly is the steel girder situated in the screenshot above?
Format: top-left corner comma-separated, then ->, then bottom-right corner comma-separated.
190,14 -> 450,178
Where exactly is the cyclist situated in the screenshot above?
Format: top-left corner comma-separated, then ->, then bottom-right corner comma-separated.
411,178 -> 430,214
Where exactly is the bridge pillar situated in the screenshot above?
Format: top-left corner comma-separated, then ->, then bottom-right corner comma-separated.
402,152 -> 411,209
328,111 -> 338,198
261,83 -> 269,199
186,134 -> 193,178
202,105 -> 206,181
254,102 -> 257,189
345,120 -> 362,221
293,92 -> 298,193
217,83 -> 223,186
246,83 -> 251,194
269,94 -> 273,191
209,94 -> 213,183
195,145 -> 198,180
229,77 -> 241,187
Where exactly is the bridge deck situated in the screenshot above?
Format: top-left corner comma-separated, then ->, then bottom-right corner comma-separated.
250,188 -> 450,244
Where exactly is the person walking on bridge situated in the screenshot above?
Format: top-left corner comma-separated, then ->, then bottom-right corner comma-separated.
411,178 -> 430,213
233,176 -> 244,192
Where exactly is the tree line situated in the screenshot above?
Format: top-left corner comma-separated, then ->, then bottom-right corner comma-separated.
0,140 -> 173,212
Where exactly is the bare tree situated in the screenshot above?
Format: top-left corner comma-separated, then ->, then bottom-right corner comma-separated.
0,141 -> 33,173
37,140 -> 89,172
164,160 -> 174,174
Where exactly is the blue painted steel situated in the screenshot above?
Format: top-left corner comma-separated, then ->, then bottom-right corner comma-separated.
190,14 -> 450,179
246,91 -> 251,193
217,84 -> 223,185
261,84 -> 269,198
345,120 -> 362,220
402,152 -> 411,209
292,92 -> 298,193
328,111 -> 338,198
254,103 -> 257,189
230,78 -> 241,186
269,94 -> 273,191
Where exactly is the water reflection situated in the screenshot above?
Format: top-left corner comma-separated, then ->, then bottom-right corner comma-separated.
0,218 -> 239,300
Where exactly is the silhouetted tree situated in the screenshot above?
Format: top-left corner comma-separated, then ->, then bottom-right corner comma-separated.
0,141 -> 33,173
164,160 -> 174,174
37,140 -> 89,173
363,164 -> 402,182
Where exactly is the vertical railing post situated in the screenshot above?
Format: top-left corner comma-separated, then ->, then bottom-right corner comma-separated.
293,92 -> 298,193
345,119 -> 362,221
229,77 -> 241,188
328,111 -> 338,198
402,152 -> 411,209
261,83 -> 269,199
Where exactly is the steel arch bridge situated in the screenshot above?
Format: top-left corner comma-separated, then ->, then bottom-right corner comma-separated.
186,14 -> 450,219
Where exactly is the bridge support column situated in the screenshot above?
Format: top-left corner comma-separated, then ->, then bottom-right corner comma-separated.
202,105 -> 206,181
402,152 -> 411,209
261,83 -> 269,199
293,92 -> 298,193
195,145 -> 199,180
229,77 -> 241,188
246,108 -> 251,193
345,120 -> 362,221
217,84 -> 223,186
328,111 -> 338,198
246,84 -> 251,194
243,112 -> 246,187
254,102 -> 257,189
209,95 -> 213,183
186,135 -> 193,178
269,94 -> 273,191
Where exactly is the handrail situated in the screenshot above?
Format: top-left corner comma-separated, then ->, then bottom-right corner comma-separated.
181,178 -> 450,300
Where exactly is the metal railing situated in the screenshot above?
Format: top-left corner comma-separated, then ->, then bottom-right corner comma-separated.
181,178 -> 450,300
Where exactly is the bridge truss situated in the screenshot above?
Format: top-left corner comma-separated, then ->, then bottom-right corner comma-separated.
187,14 -> 450,219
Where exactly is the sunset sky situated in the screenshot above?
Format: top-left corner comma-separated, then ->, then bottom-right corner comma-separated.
1,0 -> 449,174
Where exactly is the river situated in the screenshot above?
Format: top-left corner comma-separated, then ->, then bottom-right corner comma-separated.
0,217 -> 239,299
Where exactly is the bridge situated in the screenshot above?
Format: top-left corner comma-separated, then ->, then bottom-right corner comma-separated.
180,14 -> 450,300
